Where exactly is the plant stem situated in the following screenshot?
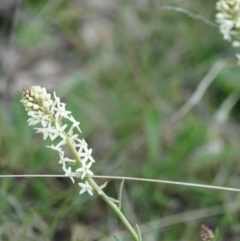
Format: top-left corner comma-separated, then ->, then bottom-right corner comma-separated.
87,177 -> 139,241
66,137 -> 139,241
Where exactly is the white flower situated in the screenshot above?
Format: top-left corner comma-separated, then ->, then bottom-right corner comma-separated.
63,166 -> 75,183
53,102 -> 71,120
21,86 -> 96,196
35,123 -> 53,140
79,148 -> 95,163
216,0 -> 240,41
57,139 -> 67,147
59,151 -> 76,166
27,111 -> 40,126
27,111 -> 50,127
53,91 -> 61,105
76,162 -> 94,179
76,139 -> 88,154
47,145 -> 63,153
50,122 -> 67,140
78,181 -> 93,196
68,115 -> 81,133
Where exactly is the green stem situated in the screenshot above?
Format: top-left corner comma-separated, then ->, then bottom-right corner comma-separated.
87,177 -> 139,241
66,137 -> 139,241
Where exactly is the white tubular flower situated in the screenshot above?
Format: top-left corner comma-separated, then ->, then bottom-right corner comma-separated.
20,85 -> 95,195
78,181 -> 93,196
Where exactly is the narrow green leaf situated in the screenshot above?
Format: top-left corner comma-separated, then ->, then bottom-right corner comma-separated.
136,224 -> 142,241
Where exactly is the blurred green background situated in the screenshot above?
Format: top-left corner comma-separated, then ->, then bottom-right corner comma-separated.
1,0 -> 240,240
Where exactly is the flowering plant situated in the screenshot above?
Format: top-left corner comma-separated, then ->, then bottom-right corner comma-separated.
20,85 -> 141,241
216,0 -> 240,62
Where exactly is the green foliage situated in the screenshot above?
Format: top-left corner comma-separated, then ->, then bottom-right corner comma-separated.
16,24 -> 50,47
1,0 -> 240,240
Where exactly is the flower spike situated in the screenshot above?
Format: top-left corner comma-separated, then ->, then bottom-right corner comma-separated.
20,86 -> 95,195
